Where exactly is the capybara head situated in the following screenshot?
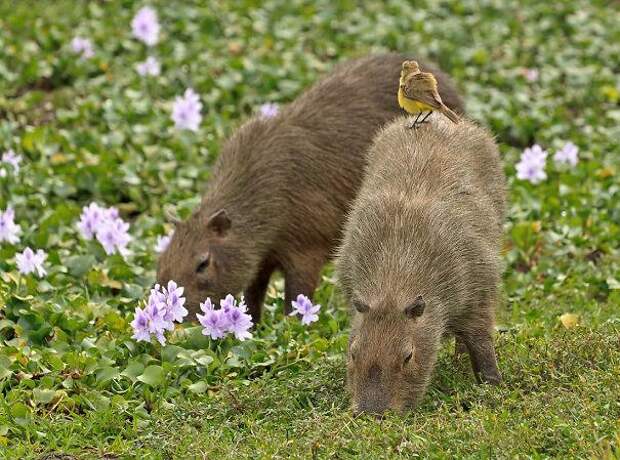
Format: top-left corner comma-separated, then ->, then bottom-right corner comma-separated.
156,208 -> 254,313
347,296 -> 434,415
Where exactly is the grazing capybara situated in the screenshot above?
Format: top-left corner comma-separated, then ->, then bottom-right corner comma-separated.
157,53 -> 465,323
336,115 -> 506,414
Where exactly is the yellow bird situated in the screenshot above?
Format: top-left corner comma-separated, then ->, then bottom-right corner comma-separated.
398,60 -> 460,129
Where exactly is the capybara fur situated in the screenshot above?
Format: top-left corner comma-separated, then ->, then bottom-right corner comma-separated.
336,115 -> 506,414
157,53 -> 465,323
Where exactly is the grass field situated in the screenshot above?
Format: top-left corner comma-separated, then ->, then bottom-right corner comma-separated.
1,0 -> 619,458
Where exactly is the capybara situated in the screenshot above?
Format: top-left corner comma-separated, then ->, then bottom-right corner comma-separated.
336,115 -> 506,414
157,53 -> 465,322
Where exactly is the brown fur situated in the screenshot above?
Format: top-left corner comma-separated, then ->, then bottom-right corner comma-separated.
157,53 -> 465,322
336,115 -> 506,414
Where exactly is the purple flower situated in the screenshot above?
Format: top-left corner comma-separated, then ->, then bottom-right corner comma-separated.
289,294 -> 321,325
553,142 -> 579,167
131,282 -> 190,345
77,203 -> 107,240
220,294 -> 244,312
197,302 -> 229,339
70,36 -> 94,59
145,292 -> 170,345
0,149 -> 22,177
132,6 -> 160,46
171,88 -> 202,132
258,103 -> 279,118
516,144 -> 548,184
131,307 -> 151,342
96,216 -> 131,256
136,56 -> 161,77
225,306 -> 253,341
15,247 -> 47,277
0,207 -> 21,245
77,203 -> 131,256
162,280 -> 188,323
155,232 -> 172,253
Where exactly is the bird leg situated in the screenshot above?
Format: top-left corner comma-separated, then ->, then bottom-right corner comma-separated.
419,110 -> 433,124
407,112 -> 422,129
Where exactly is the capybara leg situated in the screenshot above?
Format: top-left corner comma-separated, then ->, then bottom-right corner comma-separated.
244,262 -> 276,323
282,254 -> 324,315
462,330 -> 502,385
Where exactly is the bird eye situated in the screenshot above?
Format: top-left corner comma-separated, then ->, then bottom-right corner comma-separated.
404,352 -> 413,365
196,256 -> 210,273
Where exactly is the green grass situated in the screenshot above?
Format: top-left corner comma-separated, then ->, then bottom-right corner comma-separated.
1,0 -> 620,458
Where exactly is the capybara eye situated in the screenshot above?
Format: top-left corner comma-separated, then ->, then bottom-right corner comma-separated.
195,255 -> 210,273
403,352 -> 413,365
352,301 -> 369,313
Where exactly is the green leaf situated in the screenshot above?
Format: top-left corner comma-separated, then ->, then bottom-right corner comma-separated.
137,365 -> 165,387
33,388 -> 56,404
95,366 -> 120,385
187,381 -> 208,394
65,254 -> 97,278
121,361 -> 145,382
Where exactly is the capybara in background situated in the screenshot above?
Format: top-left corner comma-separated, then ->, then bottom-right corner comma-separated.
336,115 -> 506,414
157,53 -> 464,322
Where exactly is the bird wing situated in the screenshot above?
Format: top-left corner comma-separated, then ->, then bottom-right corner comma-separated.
401,73 -> 444,109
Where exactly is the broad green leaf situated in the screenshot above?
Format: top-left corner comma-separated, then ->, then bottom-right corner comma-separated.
137,365 -> 165,386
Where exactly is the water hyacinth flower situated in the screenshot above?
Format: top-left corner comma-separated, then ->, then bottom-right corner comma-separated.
136,56 -> 161,77
145,297 -> 169,345
553,142 -> 579,167
77,203 -> 115,240
0,149 -> 22,177
171,88 -> 203,132
516,144 -> 548,184
258,102 -> 279,118
97,217 -> 131,256
130,307 -> 151,342
197,295 -> 254,340
162,280 -> 188,323
155,232 -> 172,253
197,305 -> 229,339
0,207 -> 21,245
226,306 -> 253,341
70,36 -> 94,59
132,6 -> 160,46
289,294 -> 321,325
131,282 -> 187,345
77,203 -> 131,256
15,247 -> 47,277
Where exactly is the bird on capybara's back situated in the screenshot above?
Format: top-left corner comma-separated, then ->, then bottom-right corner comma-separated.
157,53 -> 465,322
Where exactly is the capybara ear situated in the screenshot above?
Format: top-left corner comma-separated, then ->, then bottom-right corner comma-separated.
353,300 -> 370,313
207,209 -> 231,236
404,296 -> 425,319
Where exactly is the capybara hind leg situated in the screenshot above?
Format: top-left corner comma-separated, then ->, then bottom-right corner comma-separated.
282,254 -> 324,315
462,330 -> 502,385
244,262 -> 276,323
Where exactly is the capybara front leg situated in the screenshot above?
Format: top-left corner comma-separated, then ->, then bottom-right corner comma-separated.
462,330 -> 502,385
243,262 -> 276,323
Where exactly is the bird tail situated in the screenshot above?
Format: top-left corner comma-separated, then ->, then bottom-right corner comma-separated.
440,104 -> 460,124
